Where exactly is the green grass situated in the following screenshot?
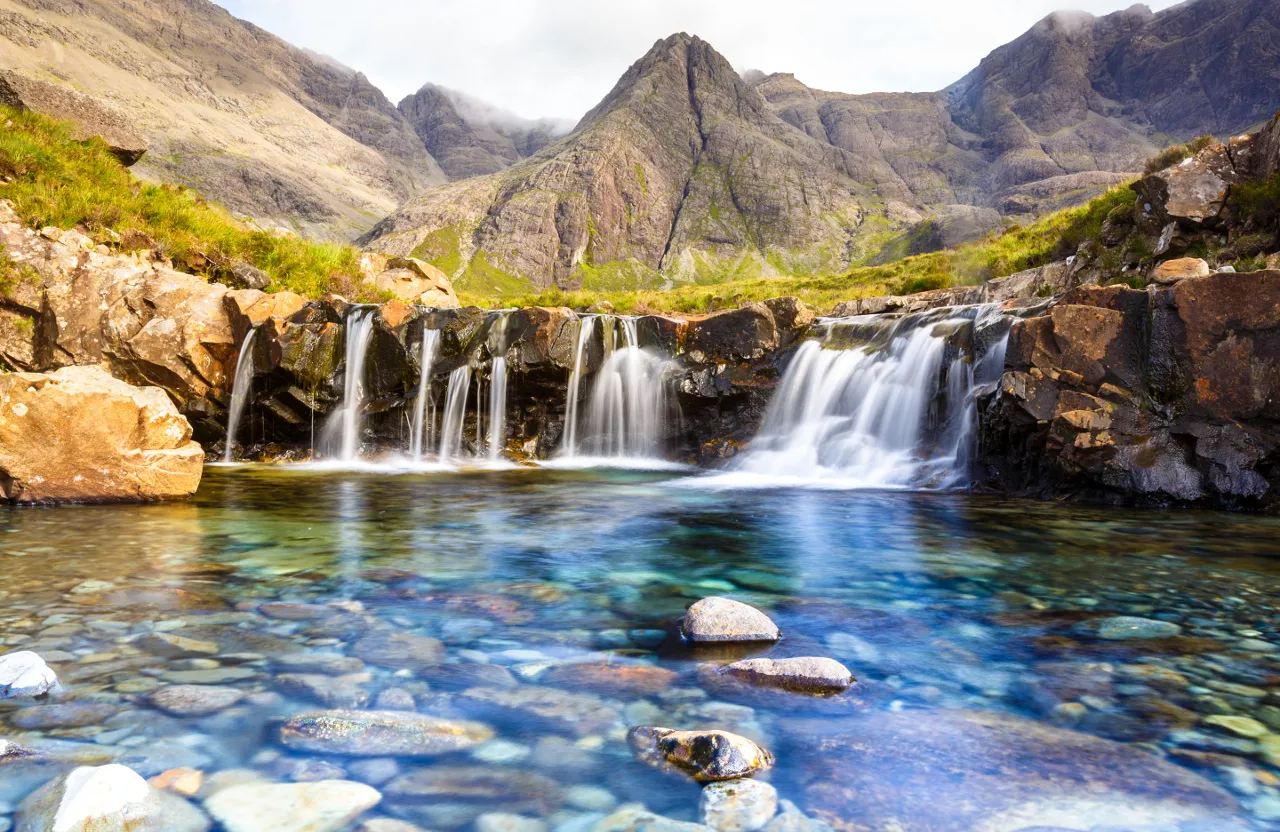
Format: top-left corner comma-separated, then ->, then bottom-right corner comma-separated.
0,105 -> 372,299
1144,134 -> 1214,175
409,224 -> 465,277
1235,174 -> 1280,229
459,185 -> 1137,314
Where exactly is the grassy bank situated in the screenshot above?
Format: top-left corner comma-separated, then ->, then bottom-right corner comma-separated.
459,186 -> 1134,314
0,105 -> 370,299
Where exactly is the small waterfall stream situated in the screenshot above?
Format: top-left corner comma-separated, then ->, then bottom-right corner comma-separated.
560,316 -> 673,464
332,307 -> 377,462
487,314 -> 511,461
410,328 -> 441,461
438,365 -> 473,463
708,305 -> 1013,489
222,327 -> 258,463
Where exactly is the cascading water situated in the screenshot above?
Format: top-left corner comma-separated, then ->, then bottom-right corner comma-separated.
561,316 -> 673,463
410,328 -> 440,461
438,365 -> 472,463
487,314 -> 510,461
331,307 -> 377,462
222,327 -> 258,463
561,316 -> 596,456
709,305 -> 1012,489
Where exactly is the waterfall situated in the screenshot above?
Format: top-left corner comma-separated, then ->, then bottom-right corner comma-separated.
561,316 -> 673,462
333,307 -> 377,462
562,316 -> 596,456
438,365 -> 472,463
410,328 -> 441,461
487,314 -> 511,461
222,327 -> 258,463
709,305 -> 1012,489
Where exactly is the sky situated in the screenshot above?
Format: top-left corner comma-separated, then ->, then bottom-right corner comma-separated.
220,0 -> 1185,122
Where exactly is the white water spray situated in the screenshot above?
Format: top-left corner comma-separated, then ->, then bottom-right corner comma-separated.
333,307 -> 377,462
439,365 -> 472,463
487,314 -> 511,461
410,328 -> 441,461
222,328 -> 258,463
562,316 -> 596,456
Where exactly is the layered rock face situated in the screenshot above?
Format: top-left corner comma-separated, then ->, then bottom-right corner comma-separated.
981,272 -> 1280,507
0,365 -> 204,503
0,70 -> 148,165
0,0 -> 446,239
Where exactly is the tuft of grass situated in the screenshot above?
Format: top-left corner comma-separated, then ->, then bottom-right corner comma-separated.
0,105 -> 373,299
1234,174 -> 1280,229
1143,135 -> 1215,175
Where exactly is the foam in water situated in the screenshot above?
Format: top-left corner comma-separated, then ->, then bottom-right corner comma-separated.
559,316 -> 673,465
697,305 -> 1012,490
327,307 -> 377,462
222,327 -> 258,463
410,327 -> 441,461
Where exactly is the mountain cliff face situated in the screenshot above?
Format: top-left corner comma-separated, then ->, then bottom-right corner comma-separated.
398,84 -> 572,180
0,0 -> 446,239
364,0 -> 1280,292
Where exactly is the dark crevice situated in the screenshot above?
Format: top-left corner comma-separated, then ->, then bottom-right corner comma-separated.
659,44 -> 712,270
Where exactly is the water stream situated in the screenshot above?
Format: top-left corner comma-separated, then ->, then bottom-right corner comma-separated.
410,327 -> 441,461
329,307 -> 377,462
488,314 -> 511,461
221,327 -> 258,463
438,365 -> 473,463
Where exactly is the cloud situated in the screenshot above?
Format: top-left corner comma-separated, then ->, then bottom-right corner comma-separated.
219,0 -> 1184,121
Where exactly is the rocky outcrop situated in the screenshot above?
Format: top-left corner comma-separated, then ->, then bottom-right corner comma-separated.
0,366 -> 204,503
364,257 -> 460,308
981,272 -> 1280,508
0,70 -> 148,165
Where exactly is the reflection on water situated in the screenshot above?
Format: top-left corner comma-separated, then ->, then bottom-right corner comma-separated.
1,467 -> 1279,829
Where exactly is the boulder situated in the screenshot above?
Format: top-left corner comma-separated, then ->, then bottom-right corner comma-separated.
16,764 -> 211,832
718,657 -> 854,695
0,70 -> 148,165
628,726 -> 774,783
204,780 -> 381,832
700,780 -> 778,832
0,650 -> 59,698
223,262 -> 271,291
685,304 -> 779,362
278,710 -> 494,756
366,257 -> 459,309
1149,257 -> 1210,285
1133,142 -> 1238,228
790,710 -> 1238,831
0,366 -> 203,503
682,598 -> 780,643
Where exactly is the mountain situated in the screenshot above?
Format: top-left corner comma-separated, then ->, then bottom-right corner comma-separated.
363,0 -> 1280,293
0,0 -> 446,240
398,84 -> 573,180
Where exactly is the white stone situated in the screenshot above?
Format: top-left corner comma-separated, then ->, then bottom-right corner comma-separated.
699,780 -> 778,832
0,651 -> 59,698
204,780 -> 381,832
475,813 -> 548,832
14,764 -> 207,832
683,598 -> 780,643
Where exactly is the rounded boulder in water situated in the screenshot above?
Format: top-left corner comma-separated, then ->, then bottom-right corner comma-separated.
0,650 -> 59,698
682,597 -> 780,643
628,726 -> 775,783
721,657 -> 854,695
700,779 -> 779,832
1093,616 -> 1183,641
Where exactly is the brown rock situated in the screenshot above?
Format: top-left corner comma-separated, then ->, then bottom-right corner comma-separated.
686,304 -> 780,362
1134,142 -> 1237,228
628,726 -> 774,783
366,257 -> 459,309
542,661 -> 679,697
1149,257 -> 1210,285
0,70 -> 148,165
0,366 -> 203,503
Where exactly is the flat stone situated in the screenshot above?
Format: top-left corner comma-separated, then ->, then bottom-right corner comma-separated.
15,764 -> 211,832
1093,617 -> 1183,641
458,686 -> 621,736
9,703 -> 118,729
629,726 -> 774,783
418,663 -> 519,690
273,654 -> 366,675
720,657 -> 853,695
258,603 -> 338,621
278,710 -> 494,757
382,767 -> 561,818
543,661 -> 679,697
700,780 -> 778,832
0,651 -> 59,698
683,598 -> 780,643
275,673 -> 370,709
160,667 -> 257,685
475,813 -> 548,832
204,780 -> 381,832
1203,715 -> 1271,739
1149,258 -> 1210,285
352,632 -> 445,671
595,805 -> 713,832
136,632 -> 219,659
148,685 -> 245,717
564,785 -> 618,813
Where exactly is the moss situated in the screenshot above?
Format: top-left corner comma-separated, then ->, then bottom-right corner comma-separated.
0,104 -> 364,299
633,164 -> 648,197
576,259 -> 665,293
409,224 -> 465,276
0,244 -> 39,299
455,251 -> 533,297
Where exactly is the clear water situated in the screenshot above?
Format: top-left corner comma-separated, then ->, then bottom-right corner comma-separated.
2,467 -> 1279,828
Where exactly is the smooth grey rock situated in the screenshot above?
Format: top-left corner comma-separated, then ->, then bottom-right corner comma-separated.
148,685 -> 245,717
0,651 -> 58,698
594,804 -> 713,832
204,780 -> 381,832
476,813 -> 548,832
15,764 -> 210,832
682,598 -> 779,643
700,780 -> 778,832
1094,617 -> 1183,640
278,710 -> 494,757
720,657 -> 853,695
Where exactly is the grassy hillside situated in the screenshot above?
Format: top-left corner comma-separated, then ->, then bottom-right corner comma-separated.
0,106 -> 371,299
1,103 -> 1145,315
